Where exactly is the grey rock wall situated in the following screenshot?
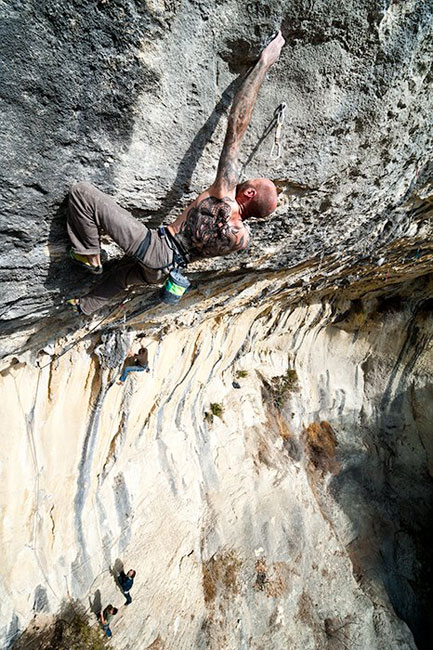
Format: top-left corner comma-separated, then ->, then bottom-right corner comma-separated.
0,0 -> 432,354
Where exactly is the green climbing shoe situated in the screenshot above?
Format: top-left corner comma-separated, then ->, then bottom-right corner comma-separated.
69,248 -> 103,275
65,298 -> 83,315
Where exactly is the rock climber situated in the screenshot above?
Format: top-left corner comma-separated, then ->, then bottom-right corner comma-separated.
118,568 -> 136,605
99,604 -> 118,638
119,348 -> 150,383
66,31 -> 285,315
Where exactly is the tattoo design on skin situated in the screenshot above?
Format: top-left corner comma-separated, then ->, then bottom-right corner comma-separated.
180,196 -> 247,258
221,151 -> 240,188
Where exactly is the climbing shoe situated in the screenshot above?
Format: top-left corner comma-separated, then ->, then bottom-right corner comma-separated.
69,248 -> 103,275
65,298 -> 83,315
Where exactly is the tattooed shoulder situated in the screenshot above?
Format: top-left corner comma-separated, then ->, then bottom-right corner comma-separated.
179,196 -> 247,258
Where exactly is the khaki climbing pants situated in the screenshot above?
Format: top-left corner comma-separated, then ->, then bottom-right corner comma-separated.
67,182 -> 173,314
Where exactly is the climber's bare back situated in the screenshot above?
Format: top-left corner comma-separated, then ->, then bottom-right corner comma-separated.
167,189 -> 250,259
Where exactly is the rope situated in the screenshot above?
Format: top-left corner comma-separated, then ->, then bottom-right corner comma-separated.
38,292 -> 136,370
106,295 -> 161,330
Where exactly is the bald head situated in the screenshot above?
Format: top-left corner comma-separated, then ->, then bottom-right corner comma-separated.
236,178 -> 278,219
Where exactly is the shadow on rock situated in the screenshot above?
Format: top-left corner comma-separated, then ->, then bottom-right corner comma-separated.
328,380 -> 433,650
130,78 -> 239,228
89,589 -> 102,617
110,558 -> 124,592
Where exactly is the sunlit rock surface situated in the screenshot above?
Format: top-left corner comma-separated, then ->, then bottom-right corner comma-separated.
2,284 -> 433,649
1,0 -> 432,648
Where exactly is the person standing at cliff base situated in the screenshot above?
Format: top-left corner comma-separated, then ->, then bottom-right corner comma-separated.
66,32 -> 285,315
118,568 -> 136,605
99,604 -> 118,638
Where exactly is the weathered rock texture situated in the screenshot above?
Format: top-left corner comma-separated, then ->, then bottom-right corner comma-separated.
2,287 -> 433,649
1,0 -> 432,354
0,0 -> 432,648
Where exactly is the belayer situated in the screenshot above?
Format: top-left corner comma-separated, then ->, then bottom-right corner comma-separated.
66,32 -> 285,315
99,604 -> 118,638
118,568 -> 136,605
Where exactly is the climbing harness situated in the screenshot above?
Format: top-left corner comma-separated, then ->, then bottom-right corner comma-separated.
155,226 -> 191,304
132,226 -> 191,304
157,226 -> 189,268
134,226 -> 189,270
270,102 -> 286,160
128,225 -> 191,305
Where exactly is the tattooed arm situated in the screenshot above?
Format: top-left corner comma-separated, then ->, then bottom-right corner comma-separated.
212,31 -> 285,197
167,33 -> 283,257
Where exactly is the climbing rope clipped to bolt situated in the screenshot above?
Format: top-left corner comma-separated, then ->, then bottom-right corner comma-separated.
270,102 -> 286,160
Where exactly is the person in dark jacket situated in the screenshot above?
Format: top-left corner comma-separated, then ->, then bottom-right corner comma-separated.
118,569 -> 136,605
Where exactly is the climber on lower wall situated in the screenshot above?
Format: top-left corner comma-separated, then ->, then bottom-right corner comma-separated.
118,348 -> 150,383
66,31 -> 285,316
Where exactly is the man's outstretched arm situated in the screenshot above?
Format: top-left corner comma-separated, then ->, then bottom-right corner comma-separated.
213,31 -> 285,196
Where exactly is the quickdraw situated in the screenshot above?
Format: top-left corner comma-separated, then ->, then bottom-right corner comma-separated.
270,102 -> 286,160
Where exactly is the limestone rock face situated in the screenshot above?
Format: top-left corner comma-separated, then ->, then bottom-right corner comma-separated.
1,0 -> 433,649
2,288 -> 433,649
0,0 -> 432,354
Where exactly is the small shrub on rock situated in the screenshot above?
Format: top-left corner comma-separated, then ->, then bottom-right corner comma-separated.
270,368 -> 299,409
